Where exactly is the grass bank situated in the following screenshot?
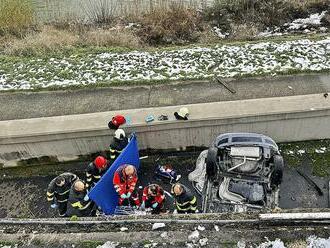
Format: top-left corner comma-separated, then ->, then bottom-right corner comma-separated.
0,35 -> 329,91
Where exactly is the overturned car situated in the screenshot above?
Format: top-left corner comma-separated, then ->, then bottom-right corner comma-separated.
189,133 -> 284,213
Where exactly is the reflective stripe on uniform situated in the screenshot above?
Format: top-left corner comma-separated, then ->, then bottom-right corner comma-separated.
110,148 -> 116,152
86,173 -> 92,177
47,197 -> 54,201
71,201 -> 92,210
110,155 -> 116,159
93,175 -> 101,179
57,199 -> 68,203
86,178 -> 92,182
190,196 -> 197,205
47,192 -> 54,197
71,202 -> 83,208
58,189 -> 70,195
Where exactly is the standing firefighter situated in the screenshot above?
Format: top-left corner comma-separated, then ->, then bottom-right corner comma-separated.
113,164 -> 140,207
141,184 -> 165,214
46,172 -> 78,217
109,129 -> 128,164
172,183 -> 198,214
86,156 -> 109,190
66,180 -> 95,217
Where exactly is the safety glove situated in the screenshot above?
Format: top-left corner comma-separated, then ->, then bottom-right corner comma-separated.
152,202 -> 158,209
140,201 -> 146,210
50,203 -> 58,209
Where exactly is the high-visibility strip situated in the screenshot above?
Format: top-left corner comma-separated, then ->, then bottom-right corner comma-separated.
110,149 -> 116,152
93,175 -> 101,179
190,197 -> 197,205
110,155 -> 116,159
176,204 -> 192,211
71,202 -> 83,208
58,189 -> 70,195
47,197 -> 54,201
79,201 -> 92,210
86,178 -> 92,182
86,173 -> 91,177
57,199 -> 68,203
47,192 -> 54,197
176,201 -> 190,207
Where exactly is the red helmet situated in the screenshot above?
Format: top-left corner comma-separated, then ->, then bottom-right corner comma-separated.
94,156 -> 107,169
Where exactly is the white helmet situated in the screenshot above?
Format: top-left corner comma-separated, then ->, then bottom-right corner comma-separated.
178,107 -> 189,118
114,129 -> 126,140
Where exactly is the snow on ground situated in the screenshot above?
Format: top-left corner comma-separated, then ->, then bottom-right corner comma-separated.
0,37 -> 330,91
258,11 -> 328,38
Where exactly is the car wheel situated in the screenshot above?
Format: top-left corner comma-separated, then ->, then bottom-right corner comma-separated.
270,155 -> 284,188
206,147 -> 218,179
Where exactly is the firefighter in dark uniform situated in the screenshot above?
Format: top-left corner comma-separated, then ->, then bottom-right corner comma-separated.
46,172 -> 78,217
113,164 -> 140,207
86,156 -> 109,190
109,129 -> 128,164
172,183 -> 198,214
141,184 -> 165,214
66,180 -> 95,217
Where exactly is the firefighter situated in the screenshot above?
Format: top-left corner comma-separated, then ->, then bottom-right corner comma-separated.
47,172 -> 78,217
140,184 -> 165,214
66,180 -> 95,217
86,156 -> 109,190
171,183 -> 198,214
113,164 -> 140,207
109,129 -> 128,164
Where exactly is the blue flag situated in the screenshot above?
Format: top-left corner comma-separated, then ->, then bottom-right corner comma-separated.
89,134 -> 140,215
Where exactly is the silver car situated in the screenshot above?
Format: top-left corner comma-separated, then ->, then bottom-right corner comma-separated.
189,133 -> 284,213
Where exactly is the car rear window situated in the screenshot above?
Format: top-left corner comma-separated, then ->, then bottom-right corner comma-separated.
265,138 -> 276,146
231,136 -> 262,143
217,138 -> 228,145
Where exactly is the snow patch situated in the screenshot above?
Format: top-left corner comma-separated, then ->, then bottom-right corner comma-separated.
257,238 -> 285,248
152,222 -> 166,230
97,241 -> 119,248
188,230 -> 200,241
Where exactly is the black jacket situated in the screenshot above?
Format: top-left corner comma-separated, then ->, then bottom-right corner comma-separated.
174,186 -> 197,213
66,186 -> 94,217
47,173 -> 78,204
109,137 -> 128,163
86,162 -> 110,189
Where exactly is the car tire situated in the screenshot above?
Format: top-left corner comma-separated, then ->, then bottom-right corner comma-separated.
270,155 -> 284,188
206,147 -> 218,179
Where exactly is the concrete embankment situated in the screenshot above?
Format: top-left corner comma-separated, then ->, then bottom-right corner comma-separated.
0,73 -> 329,121
0,93 -> 329,167
0,212 -> 329,247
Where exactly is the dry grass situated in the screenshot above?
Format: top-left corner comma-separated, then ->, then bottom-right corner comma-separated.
136,3 -> 203,45
82,28 -> 142,48
0,0 -> 35,36
286,240 -> 307,248
4,26 -> 79,56
230,23 -> 260,40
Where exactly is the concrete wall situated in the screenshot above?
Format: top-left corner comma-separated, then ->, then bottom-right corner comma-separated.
0,94 -> 329,167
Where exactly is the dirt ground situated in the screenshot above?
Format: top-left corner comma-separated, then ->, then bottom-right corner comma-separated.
0,148 -> 329,219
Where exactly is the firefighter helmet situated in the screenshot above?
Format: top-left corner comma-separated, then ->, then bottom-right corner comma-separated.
178,107 -> 189,118
114,129 -> 126,140
94,156 -> 107,169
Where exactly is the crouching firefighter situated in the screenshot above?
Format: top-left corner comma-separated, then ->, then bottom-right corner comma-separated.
113,164 -> 140,207
109,129 -> 128,164
172,183 -> 198,214
141,184 -> 165,214
47,172 -> 78,217
66,180 -> 95,217
86,156 -> 109,190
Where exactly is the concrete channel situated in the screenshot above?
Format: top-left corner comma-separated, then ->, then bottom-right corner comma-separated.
0,93 -> 329,167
